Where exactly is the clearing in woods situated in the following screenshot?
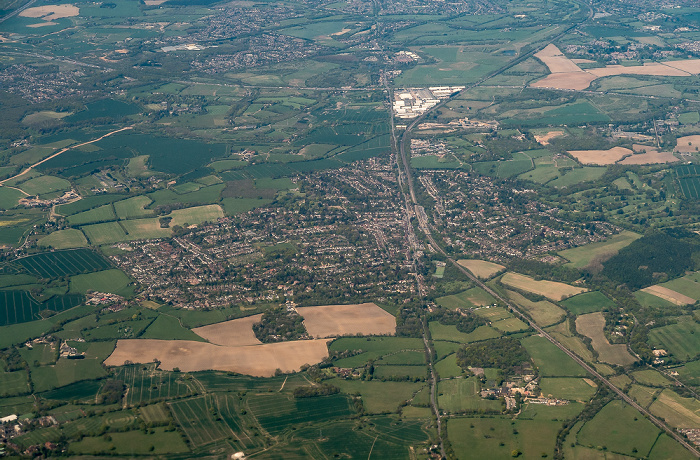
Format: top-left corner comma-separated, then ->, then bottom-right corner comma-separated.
297,303 -> 396,338
500,272 -> 587,301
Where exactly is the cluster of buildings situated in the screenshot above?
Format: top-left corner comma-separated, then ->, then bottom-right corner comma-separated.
19,190 -> 79,209
0,64 -> 88,103
418,170 -> 618,261
107,158 -> 419,310
393,87 -> 464,119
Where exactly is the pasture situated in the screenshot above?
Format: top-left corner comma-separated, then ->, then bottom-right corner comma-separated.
521,336 -> 587,377
650,389 -> 700,429
69,269 -> 132,296
538,378 -> 596,401
141,315 -> 207,342
577,400 -> 660,457
429,323 -> 500,343
436,287 -> 497,309
457,259 -> 505,279
560,291 -> 615,315
500,272 -> 587,301
17,175 -> 71,196
506,290 -> 565,326
113,196 -> 153,219
13,248 -> 111,278
68,427 -> 188,455
438,377 -> 501,413
67,204 -> 116,226
656,274 -> 700,302
330,379 -> 423,414
105,338 -> 332,377
38,229 -> 88,249
297,303 -> 396,338
648,321 -> 700,360
447,417 -> 560,459
631,369 -> 672,387
0,370 -> 30,396
434,354 -> 463,379
575,312 -> 636,366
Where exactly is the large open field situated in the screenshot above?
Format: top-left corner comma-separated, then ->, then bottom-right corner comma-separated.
576,400 -> 660,457
500,272 -> 587,301
456,259 -> 505,279
12,248 -> 111,278
640,285 -> 696,306
560,291 -> 616,315
521,335 -> 587,377
575,313 -> 636,366
505,290 -> 565,326
648,321 -> 700,360
568,147 -> 633,165
105,338 -> 332,377
436,287 -> 497,309
37,229 -> 88,249
649,389 -> 700,429
538,377 -> 597,401
558,231 -> 640,269
192,314 -> 262,347
297,303 -> 395,338
447,416 -> 560,459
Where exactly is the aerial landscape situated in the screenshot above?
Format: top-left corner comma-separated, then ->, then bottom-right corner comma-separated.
3,0 -> 700,458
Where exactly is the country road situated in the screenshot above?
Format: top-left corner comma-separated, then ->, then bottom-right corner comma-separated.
0,126 -> 134,187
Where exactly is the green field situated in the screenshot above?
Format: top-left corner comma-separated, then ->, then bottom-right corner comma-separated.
649,389 -> 700,429
141,314 -> 206,341
521,336 -> 587,377
447,417 -> 560,459
491,317 -> 529,332
506,290 -> 565,326
560,291 -> 615,315
17,175 -> 71,196
538,378 -> 596,401
0,370 -> 30,396
68,427 -> 188,455
0,186 -> 24,210
577,400 -> 660,457
436,287 -> 497,309
559,231 -> 641,268
38,229 -> 88,249
438,377 -> 501,413
429,323 -> 500,343
67,204 -> 116,226
648,321 -> 700,360
113,196 -> 153,219
246,393 -> 354,435
12,249 -> 111,278
631,369 -> 672,387
81,221 -> 129,245
434,354 -> 464,379
330,379 -> 423,414
69,269 -> 132,296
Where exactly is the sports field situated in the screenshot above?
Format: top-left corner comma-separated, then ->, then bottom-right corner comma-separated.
575,313 -> 636,366
500,272 -> 586,301
297,303 -> 395,337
